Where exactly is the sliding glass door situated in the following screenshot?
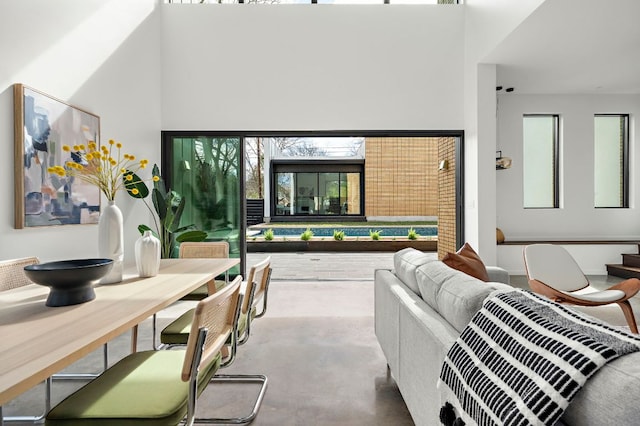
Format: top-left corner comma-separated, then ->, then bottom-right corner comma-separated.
162,132 -> 244,276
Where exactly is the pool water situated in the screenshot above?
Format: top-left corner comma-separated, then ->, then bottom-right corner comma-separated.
255,226 -> 437,238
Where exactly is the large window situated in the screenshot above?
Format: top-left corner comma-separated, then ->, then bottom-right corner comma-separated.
594,114 -> 629,208
523,114 -> 559,208
273,162 -> 363,217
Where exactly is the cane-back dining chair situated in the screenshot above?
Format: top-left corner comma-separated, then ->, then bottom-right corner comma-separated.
161,256 -> 271,347
46,275 -> 266,425
0,257 -> 50,423
524,244 -> 640,333
179,242 -> 230,300
151,242 -> 229,349
238,256 -> 272,345
0,256 -> 39,291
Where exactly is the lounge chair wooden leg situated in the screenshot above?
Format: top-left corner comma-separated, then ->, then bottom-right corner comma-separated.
617,300 -> 638,334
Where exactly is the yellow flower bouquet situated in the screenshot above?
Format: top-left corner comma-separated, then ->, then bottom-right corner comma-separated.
47,139 -> 150,201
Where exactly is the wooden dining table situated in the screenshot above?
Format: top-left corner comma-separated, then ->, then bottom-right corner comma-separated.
0,257 -> 239,406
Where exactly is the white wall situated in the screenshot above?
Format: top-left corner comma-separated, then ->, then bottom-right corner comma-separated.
7,0 -> 626,275
462,0 -> 546,263
160,5 -> 465,131
496,94 -> 640,240
0,0 -> 161,264
0,1 -> 467,265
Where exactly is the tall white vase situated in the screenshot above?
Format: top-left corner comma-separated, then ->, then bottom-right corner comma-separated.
135,230 -> 161,277
98,200 -> 124,284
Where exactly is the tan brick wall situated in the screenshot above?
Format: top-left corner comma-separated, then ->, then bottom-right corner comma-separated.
364,137 -> 439,217
437,137 -> 457,259
346,172 -> 361,215
364,136 -> 458,256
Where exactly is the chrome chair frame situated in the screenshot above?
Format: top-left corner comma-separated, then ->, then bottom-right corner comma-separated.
188,286 -> 268,425
185,334 -> 268,425
192,284 -> 268,424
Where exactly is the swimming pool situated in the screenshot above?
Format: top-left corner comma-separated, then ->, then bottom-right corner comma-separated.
253,226 -> 437,238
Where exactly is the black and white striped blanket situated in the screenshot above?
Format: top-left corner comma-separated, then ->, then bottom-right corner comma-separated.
437,289 -> 640,426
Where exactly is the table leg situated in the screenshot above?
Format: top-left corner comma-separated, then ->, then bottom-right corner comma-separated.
131,325 -> 138,353
0,377 -> 51,424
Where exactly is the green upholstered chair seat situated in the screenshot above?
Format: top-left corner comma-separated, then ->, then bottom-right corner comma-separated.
179,279 -> 226,301
46,350 -> 221,426
161,308 -> 253,346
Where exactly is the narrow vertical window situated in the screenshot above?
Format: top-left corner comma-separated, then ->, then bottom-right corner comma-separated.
523,114 -> 559,208
594,114 -> 629,208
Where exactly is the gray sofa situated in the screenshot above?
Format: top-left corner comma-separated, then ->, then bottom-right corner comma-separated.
374,248 -> 640,426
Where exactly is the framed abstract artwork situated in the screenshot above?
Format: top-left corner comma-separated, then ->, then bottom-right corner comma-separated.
14,84 -> 101,228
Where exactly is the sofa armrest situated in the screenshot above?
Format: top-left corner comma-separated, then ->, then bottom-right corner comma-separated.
486,266 -> 510,285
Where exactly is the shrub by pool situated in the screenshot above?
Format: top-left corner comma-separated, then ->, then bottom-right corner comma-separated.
254,226 -> 437,238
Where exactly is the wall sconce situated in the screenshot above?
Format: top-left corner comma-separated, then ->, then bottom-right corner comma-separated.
439,160 -> 449,171
496,151 -> 512,170
180,160 -> 191,171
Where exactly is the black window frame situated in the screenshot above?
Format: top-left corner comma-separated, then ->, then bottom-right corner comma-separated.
271,159 -> 365,220
523,114 -> 560,209
162,129 -> 465,253
594,113 -> 630,208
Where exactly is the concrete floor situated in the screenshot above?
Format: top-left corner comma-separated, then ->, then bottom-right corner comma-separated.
4,252 -> 637,425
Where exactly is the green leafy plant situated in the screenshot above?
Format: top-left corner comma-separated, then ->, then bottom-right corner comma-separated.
407,227 -> 419,240
369,229 -> 382,240
333,230 -> 345,241
124,164 -> 207,258
264,228 -> 275,241
300,228 -> 314,241
186,148 -> 230,233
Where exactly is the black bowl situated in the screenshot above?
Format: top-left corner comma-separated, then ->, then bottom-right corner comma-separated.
24,258 -> 114,307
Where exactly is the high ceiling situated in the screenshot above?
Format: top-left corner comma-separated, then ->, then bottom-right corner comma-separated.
484,0 -> 640,95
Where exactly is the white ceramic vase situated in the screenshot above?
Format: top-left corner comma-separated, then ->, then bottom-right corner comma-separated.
135,230 -> 161,277
98,200 -> 124,284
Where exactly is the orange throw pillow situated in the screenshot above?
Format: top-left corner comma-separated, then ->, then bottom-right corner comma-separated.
442,242 -> 490,282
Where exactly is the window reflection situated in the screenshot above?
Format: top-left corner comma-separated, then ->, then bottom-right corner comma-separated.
167,135 -> 243,276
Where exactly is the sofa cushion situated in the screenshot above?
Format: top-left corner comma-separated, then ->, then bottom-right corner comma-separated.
564,350 -> 640,425
416,260 -> 512,332
442,242 -> 490,282
393,248 -> 437,295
